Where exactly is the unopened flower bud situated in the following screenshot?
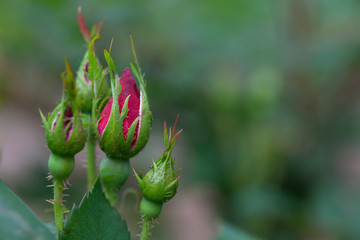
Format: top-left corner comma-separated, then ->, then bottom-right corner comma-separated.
98,67 -> 152,160
76,8 -> 107,115
41,99 -> 87,157
134,117 -> 182,218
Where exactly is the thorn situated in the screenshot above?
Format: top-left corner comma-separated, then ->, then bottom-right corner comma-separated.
65,178 -> 72,186
46,184 -> 54,188
46,199 -> 55,204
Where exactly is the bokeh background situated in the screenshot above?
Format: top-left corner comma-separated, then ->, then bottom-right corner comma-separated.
2,0 -> 360,239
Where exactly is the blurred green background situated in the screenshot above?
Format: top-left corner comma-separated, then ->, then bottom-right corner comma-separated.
2,0 -> 360,239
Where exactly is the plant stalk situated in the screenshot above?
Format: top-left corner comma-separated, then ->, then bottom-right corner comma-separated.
140,215 -> 152,240
102,188 -> 117,207
54,180 -> 64,238
86,134 -> 97,191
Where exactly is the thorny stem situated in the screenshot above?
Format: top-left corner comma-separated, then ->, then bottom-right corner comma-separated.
86,132 -> 97,191
140,215 -> 152,240
54,180 -> 64,238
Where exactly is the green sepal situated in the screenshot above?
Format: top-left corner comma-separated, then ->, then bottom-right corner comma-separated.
104,47 -> 116,75
133,169 -> 144,190
88,33 -> 100,73
39,109 -> 50,133
125,116 -> 140,145
61,58 -> 77,102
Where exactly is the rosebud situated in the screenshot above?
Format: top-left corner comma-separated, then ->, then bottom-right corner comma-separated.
134,118 -> 182,218
97,67 -> 152,160
40,99 -> 87,157
98,40 -> 152,206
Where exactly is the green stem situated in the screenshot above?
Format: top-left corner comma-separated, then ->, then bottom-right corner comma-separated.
104,189 -> 118,207
86,135 -> 97,191
54,180 -> 64,238
140,215 -> 152,240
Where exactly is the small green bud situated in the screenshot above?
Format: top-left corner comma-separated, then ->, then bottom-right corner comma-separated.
40,60 -> 88,157
134,117 -> 182,205
99,156 -> 130,190
48,153 -> 74,181
40,99 -> 87,157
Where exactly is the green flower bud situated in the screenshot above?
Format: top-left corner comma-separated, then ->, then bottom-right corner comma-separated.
40,99 -> 87,157
97,67 -> 152,160
135,151 -> 179,204
40,59 -> 88,157
134,118 -> 182,206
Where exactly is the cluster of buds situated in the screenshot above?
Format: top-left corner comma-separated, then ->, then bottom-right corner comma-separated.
40,9 -> 181,237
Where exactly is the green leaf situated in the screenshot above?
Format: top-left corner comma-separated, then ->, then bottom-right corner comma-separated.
216,222 -> 261,240
60,179 -> 130,240
0,180 -> 55,240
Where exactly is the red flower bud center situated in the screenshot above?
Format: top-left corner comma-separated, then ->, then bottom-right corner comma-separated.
98,68 -> 140,147
51,105 -> 74,141
64,105 -> 74,140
